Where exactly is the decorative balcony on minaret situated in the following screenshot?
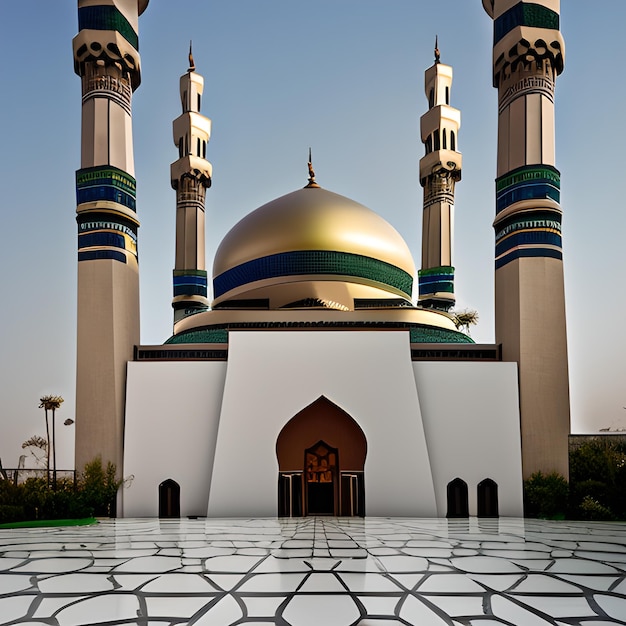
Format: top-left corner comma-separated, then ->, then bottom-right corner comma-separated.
73,0 -> 149,478
418,41 -> 462,311
171,47 -> 212,325
483,0 -> 570,478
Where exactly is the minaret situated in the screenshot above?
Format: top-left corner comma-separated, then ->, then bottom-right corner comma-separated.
483,0 -> 570,478
73,0 -> 148,475
171,45 -> 212,325
418,39 -> 462,311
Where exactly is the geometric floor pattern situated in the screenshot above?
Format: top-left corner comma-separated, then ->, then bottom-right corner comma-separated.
1,517 -> 626,625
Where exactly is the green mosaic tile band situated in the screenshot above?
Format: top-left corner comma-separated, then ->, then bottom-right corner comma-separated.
496,165 -> 560,193
213,250 -> 414,299
165,328 -> 228,345
166,323 -> 474,346
418,266 -> 455,278
495,3 -> 559,45
173,269 -> 208,278
78,6 -> 139,51
410,326 -> 474,344
76,166 -> 136,197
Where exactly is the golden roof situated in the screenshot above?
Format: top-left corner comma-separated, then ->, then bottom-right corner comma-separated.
213,186 -> 416,278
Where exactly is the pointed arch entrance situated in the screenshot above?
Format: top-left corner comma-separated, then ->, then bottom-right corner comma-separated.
158,479 -> 180,518
276,396 -> 367,517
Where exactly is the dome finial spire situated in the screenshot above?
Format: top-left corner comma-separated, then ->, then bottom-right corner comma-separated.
188,40 -> 196,73
434,35 -> 441,64
305,147 -> 320,188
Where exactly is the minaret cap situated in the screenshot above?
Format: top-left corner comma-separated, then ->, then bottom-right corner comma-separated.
305,148 -> 320,188
434,36 -> 441,64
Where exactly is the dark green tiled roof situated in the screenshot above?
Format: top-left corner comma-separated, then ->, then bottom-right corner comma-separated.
165,323 -> 473,345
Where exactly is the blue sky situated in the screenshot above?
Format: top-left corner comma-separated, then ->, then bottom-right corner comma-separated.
1,1 -> 625,469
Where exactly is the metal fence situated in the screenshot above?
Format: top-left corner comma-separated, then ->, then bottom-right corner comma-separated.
0,469 -> 76,486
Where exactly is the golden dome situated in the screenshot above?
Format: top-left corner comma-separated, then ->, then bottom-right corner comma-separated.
212,186 -> 416,307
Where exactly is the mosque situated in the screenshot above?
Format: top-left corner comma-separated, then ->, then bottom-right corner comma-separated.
72,0 -> 569,519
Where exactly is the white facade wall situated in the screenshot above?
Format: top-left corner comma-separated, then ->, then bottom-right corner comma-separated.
208,331 -> 436,518
122,331 -> 523,518
414,362 -> 524,517
123,361 -> 227,517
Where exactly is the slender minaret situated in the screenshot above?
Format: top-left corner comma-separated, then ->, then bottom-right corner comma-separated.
171,45 -> 212,325
73,0 -> 148,475
418,39 -> 462,311
483,0 -> 570,478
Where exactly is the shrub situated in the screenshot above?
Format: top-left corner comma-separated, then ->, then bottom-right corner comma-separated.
77,457 -> 122,517
0,505 -> 26,524
570,439 -> 626,520
579,495 -> 615,521
524,471 -> 569,518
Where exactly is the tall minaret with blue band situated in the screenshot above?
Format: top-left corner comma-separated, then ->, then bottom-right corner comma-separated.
483,0 -> 570,478
73,0 -> 148,476
171,47 -> 212,325
418,41 -> 462,311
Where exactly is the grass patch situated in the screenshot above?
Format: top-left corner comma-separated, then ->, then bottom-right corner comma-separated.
0,517 -> 97,529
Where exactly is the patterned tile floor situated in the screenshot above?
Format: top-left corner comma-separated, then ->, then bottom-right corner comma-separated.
1,517 -> 626,625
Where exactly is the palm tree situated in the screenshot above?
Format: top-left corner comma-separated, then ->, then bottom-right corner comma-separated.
39,395 -> 64,489
452,309 -> 479,336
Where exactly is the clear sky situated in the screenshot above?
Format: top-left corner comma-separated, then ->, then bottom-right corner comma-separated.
1,1 -> 625,470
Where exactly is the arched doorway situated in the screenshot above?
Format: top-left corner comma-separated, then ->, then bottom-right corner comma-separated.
447,478 -> 469,518
477,478 -> 499,518
276,396 -> 367,517
159,479 -> 180,518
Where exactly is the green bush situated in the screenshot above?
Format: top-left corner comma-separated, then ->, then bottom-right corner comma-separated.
570,439 -> 626,520
77,457 -> 121,517
579,495 -> 615,521
524,471 -> 569,518
0,505 -> 26,523
0,457 -> 121,523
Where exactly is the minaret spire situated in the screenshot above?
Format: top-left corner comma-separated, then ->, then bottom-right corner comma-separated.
73,0 -> 148,476
188,40 -> 195,72
171,51 -> 212,325
434,35 -> 440,64
305,147 -> 319,188
484,0 -> 569,479
417,50 -> 461,311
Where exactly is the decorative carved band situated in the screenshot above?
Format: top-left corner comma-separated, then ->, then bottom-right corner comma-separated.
499,68 -> 554,112
73,30 -> 141,89
494,37 -> 563,87
82,71 -> 132,114
423,173 -> 456,209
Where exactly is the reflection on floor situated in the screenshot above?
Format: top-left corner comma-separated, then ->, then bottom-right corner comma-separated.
1,517 -> 626,625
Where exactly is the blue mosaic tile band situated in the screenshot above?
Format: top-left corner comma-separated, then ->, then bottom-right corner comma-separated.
495,230 -> 561,258
495,246 -> 562,270
495,211 -> 561,244
78,231 -> 126,251
76,166 -> 137,212
496,165 -> 560,214
494,2 -> 559,45
173,271 -> 208,298
213,251 -> 414,299
78,6 -> 139,50
418,267 -> 454,297
78,249 -> 127,264
78,219 -> 137,241
77,214 -> 138,264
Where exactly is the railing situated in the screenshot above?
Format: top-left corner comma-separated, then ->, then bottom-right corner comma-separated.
0,469 -> 75,486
